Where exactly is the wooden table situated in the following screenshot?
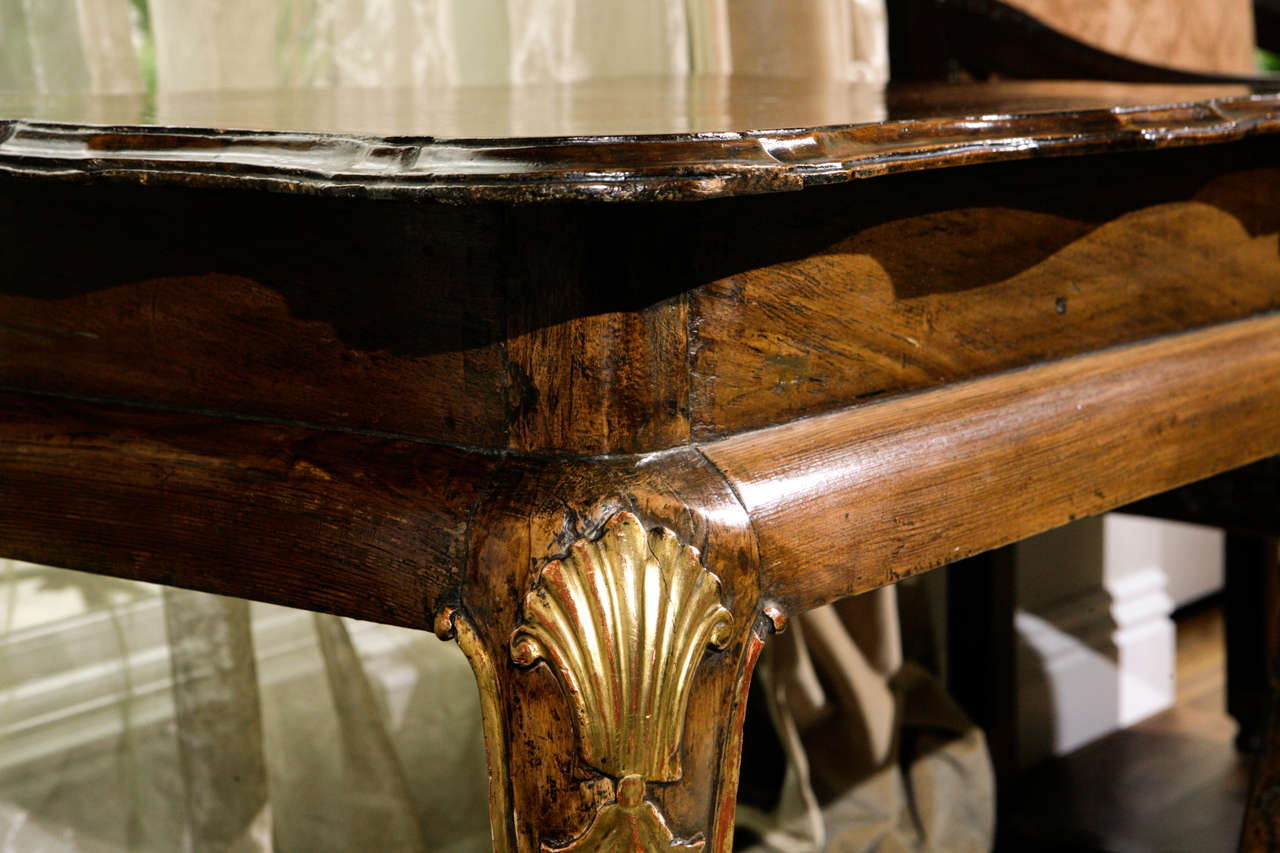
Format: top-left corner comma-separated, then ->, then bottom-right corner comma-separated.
2,77 -> 1280,851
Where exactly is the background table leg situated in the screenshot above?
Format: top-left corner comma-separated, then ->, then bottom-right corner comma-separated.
1225,534 -> 1280,753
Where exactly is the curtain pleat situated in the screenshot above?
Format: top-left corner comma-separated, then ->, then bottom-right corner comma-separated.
312,614 -> 429,853
163,588 -> 271,853
0,0 -> 139,93
0,563 -> 492,853
1,0 -> 887,94
738,587 -> 996,853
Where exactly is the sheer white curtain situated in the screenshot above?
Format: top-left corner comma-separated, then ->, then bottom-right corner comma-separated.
0,561 -> 490,853
0,0 -> 140,93
0,6 -> 1000,852
151,0 -> 887,90
2,0 -> 888,94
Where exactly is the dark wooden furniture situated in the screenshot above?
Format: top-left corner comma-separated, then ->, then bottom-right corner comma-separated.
888,0 -> 1265,82
3,78 -> 1280,851
1126,458 -> 1280,754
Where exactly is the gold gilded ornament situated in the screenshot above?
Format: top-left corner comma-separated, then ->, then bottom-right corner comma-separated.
546,774 -> 703,853
510,511 -> 733,851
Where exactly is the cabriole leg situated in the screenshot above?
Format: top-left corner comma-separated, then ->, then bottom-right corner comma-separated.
436,457 -> 772,852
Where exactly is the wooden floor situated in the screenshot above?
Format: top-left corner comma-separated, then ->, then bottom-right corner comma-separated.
1000,601 -> 1254,853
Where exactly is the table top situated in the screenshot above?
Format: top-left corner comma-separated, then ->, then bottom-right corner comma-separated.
2,77 -> 1279,202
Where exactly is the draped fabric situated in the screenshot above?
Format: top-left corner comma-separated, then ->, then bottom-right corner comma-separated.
738,588 -> 995,853
2,0 -> 888,94
0,0 -> 140,94
0,5 -> 1003,852
0,560 -> 491,853
151,0 -> 888,89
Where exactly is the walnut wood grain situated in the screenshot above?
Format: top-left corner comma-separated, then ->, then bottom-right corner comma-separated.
915,0 -> 1268,84
999,0 -> 1257,75
0,183 -> 688,454
0,181 -> 513,445
9,310 -> 1280,632
1,80 -> 1278,202
686,145 -> 1280,439
0,391 -> 494,628
5,141 -> 1280,455
452,451 -> 767,852
703,313 -> 1280,615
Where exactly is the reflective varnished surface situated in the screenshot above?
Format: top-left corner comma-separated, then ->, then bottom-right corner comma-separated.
1,77 -> 1279,201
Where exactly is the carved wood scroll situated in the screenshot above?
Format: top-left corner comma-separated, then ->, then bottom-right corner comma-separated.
510,512 -> 733,852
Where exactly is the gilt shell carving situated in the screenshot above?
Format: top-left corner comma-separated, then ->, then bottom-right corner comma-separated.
546,774 -> 704,853
510,511 -> 734,782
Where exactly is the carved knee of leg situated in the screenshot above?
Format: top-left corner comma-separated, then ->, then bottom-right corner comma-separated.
439,457 -> 773,853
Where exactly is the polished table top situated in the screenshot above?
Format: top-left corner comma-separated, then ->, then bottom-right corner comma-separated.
2,77 -> 1280,201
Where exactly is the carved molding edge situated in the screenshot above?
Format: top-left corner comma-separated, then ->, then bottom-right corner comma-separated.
434,606 -> 515,853
510,511 -> 734,852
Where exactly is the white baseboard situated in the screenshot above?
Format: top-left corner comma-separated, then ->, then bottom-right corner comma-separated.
1015,566 -> 1174,766
1108,513 -> 1224,608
